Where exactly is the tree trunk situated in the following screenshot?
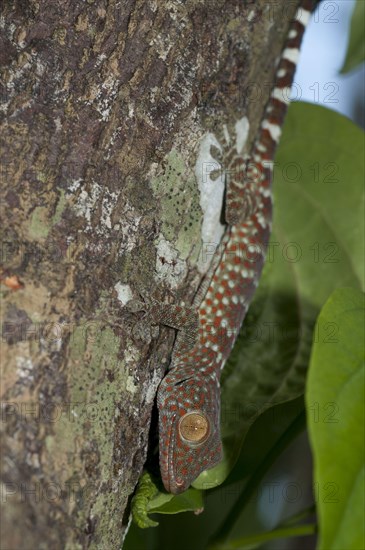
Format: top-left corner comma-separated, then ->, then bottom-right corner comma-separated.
0,0 -> 300,547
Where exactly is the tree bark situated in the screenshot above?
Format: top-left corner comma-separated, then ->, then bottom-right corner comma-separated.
0,0 -> 300,548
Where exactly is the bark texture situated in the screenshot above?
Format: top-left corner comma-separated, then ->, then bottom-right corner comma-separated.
0,0 -> 299,548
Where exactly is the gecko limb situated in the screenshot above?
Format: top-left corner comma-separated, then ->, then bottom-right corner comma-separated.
148,299 -> 199,349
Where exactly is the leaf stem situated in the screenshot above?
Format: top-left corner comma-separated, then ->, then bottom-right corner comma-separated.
209,522 -> 317,550
281,504 -> 316,526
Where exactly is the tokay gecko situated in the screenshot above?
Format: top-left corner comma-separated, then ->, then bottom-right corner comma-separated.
152,0 -> 318,494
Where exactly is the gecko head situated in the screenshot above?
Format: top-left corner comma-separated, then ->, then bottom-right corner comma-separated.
157,366 -> 223,494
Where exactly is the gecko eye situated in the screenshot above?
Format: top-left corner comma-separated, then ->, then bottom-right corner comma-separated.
178,411 -> 210,445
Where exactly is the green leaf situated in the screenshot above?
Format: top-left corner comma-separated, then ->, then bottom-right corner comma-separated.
306,287 -> 365,550
209,523 -> 317,550
340,0 -> 365,74
193,103 -> 364,490
149,487 -> 204,515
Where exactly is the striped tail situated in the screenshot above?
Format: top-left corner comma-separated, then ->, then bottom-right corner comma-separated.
226,0 -> 317,225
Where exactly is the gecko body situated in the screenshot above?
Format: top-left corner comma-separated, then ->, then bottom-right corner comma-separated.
157,0 -> 317,494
